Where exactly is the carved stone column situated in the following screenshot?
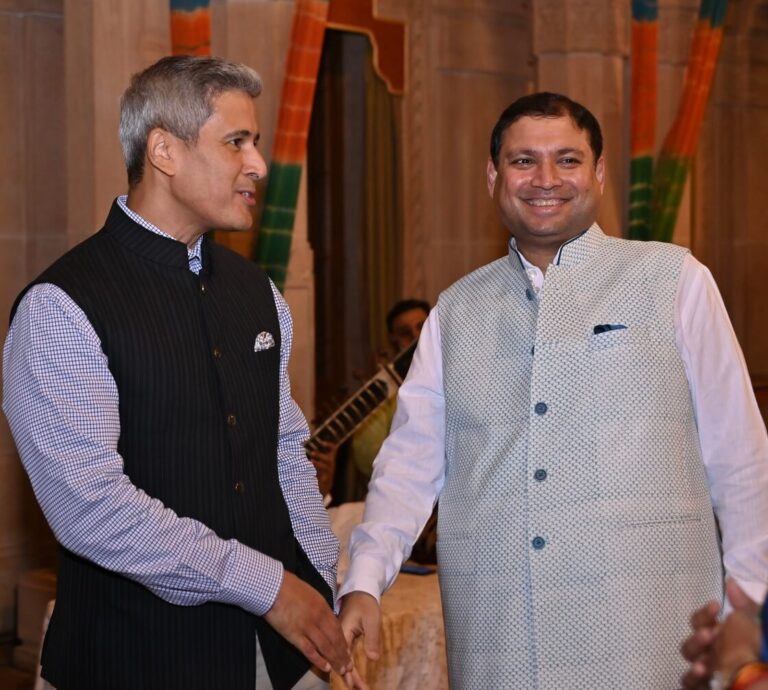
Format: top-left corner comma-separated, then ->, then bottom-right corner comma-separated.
0,0 -> 66,644
533,0 -> 631,237
64,0 -> 170,245
382,0 -> 533,302
212,0 -> 315,418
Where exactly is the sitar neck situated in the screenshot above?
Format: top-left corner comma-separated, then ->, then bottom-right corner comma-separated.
306,340 -> 417,451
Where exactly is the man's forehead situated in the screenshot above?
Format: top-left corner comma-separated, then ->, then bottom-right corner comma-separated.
500,115 -> 592,155
503,115 -> 585,140
205,90 -> 259,128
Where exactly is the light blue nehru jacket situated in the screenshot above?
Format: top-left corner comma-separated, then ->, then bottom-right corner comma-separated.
436,225 -> 722,690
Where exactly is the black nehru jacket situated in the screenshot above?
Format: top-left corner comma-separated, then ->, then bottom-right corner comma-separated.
12,201 -> 332,690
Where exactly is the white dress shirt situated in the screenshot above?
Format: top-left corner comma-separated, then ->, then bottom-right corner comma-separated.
340,247 -> 768,608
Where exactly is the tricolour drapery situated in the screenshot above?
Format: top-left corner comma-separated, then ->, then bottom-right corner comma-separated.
650,0 -> 727,242
170,0 -> 211,56
629,0 -> 728,242
255,0 -> 330,290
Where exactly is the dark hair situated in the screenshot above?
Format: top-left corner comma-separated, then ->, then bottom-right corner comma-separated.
386,299 -> 431,333
489,92 -> 603,168
120,55 -> 262,187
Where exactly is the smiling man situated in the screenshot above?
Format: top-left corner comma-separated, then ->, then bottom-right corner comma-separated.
2,56 -> 358,690
338,92 -> 768,689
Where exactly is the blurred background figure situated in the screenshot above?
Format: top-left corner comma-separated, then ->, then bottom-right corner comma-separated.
307,299 -> 429,501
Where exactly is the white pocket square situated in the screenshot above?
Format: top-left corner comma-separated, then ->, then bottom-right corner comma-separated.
254,331 -> 275,352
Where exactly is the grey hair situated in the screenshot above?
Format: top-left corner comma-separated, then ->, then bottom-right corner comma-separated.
119,55 -> 263,187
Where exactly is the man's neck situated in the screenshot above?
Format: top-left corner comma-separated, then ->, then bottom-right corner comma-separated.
125,187 -> 203,248
514,243 -> 557,273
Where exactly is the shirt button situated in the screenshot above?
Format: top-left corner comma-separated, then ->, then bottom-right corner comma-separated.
532,536 -> 546,550
212,346 -> 222,359
525,287 -> 534,301
534,469 -> 547,481
534,402 -> 548,415
227,414 -> 237,427
234,481 -> 245,494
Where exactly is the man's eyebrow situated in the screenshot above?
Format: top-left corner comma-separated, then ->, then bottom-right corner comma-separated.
509,146 -> 585,158
222,129 -> 260,141
555,147 -> 585,156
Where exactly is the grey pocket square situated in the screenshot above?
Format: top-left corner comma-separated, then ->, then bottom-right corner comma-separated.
254,331 -> 275,352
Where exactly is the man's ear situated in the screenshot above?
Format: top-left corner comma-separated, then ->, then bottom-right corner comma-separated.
596,155 -> 606,193
486,157 -> 498,198
146,128 -> 177,177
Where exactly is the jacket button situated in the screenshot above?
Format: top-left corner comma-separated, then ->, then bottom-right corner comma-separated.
532,536 -> 545,550
227,414 -> 237,427
200,282 -> 207,294
234,481 -> 245,494
212,346 -> 222,359
534,469 -> 547,481
534,402 -> 548,415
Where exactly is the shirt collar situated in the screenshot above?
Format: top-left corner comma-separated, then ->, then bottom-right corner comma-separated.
506,224 -> 604,292
117,195 -> 203,274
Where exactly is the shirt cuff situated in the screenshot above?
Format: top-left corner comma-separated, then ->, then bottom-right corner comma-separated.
336,553 -> 389,605
218,541 -> 285,616
723,577 -> 768,617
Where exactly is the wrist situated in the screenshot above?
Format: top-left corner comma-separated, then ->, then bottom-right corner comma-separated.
729,661 -> 768,690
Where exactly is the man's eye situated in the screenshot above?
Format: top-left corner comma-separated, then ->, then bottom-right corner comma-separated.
560,158 -> 580,166
512,158 -> 533,166
229,138 -> 243,148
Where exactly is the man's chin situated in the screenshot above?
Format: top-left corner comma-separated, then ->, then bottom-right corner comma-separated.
216,217 -> 254,233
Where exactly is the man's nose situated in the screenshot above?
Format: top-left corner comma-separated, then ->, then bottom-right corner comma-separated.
531,161 -> 561,189
245,147 -> 268,181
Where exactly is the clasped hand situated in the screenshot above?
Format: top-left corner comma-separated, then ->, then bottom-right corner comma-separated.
264,571 -> 369,688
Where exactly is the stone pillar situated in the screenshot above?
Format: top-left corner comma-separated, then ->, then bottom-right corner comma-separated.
212,0 -> 316,419
64,0 -> 170,245
533,0 -> 631,237
0,0 -> 65,642
382,0 -> 534,303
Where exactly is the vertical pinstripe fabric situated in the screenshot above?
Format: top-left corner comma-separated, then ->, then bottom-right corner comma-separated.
19,202 -> 330,690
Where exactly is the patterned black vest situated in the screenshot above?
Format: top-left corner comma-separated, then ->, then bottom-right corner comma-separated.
12,202 -> 331,690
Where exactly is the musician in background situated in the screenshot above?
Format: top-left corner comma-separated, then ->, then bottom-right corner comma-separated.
308,299 -> 430,500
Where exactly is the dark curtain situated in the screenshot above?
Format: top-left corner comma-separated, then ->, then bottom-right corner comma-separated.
307,30 -> 403,422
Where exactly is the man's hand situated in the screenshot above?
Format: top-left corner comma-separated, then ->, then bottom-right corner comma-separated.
712,608 -> 762,681
340,592 -> 382,662
264,571 -> 352,676
681,579 -> 760,689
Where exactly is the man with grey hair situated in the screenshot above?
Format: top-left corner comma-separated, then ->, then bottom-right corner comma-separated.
3,56 -> 359,690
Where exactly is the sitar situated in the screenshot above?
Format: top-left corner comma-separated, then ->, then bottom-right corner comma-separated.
305,340 -> 417,453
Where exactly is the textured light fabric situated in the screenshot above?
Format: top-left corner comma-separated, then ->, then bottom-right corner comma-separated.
437,226 -> 721,688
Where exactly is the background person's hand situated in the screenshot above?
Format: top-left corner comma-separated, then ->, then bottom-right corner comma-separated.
264,571 -> 352,676
681,598 -> 721,689
681,579 -> 760,689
